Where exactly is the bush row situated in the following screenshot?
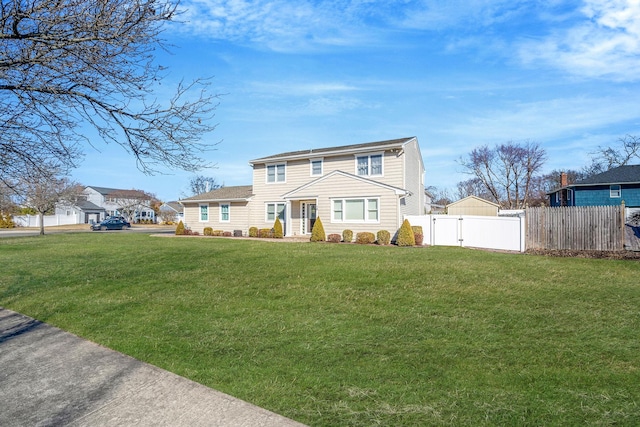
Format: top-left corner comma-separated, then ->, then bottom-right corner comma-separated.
311,217 -> 424,246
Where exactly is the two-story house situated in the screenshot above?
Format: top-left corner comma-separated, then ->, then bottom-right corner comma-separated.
179,137 -> 425,239
58,186 -> 156,223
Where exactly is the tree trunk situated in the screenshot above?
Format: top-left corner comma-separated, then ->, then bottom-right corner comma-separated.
39,213 -> 45,235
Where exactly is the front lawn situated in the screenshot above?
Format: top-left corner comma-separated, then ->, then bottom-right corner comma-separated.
1,234 -> 639,426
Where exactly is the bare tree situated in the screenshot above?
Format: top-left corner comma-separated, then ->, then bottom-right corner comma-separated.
18,168 -> 82,235
0,0 -> 219,185
108,189 -> 154,223
189,175 -> 221,196
459,141 -> 547,209
586,134 -> 640,175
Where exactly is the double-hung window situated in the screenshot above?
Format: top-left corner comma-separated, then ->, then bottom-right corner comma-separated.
610,185 -> 621,198
267,163 -> 286,183
220,203 -> 230,222
199,204 -> 209,222
310,159 -> 323,176
332,198 -> 379,223
266,203 -> 286,222
355,154 -> 383,176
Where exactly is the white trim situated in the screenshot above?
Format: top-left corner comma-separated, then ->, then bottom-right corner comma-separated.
309,158 -> 323,177
266,162 -> 287,184
354,152 -> 384,177
610,185 -> 621,198
330,197 -> 380,224
265,202 -> 286,223
198,203 -> 209,222
219,202 -> 230,223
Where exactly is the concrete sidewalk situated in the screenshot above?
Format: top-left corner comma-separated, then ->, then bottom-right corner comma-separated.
0,308 -> 307,427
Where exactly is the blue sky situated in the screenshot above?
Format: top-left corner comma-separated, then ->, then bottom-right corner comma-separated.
73,0 -> 640,201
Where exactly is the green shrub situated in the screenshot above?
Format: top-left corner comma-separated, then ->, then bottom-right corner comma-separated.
327,233 -> 341,243
0,213 -> 15,228
411,225 -> 424,246
249,227 -> 258,237
273,218 -> 283,238
203,227 -> 213,236
310,217 -> 325,242
259,228 -> 273,238
342,229 -> 353,243
175,220 -> 185,235
376,230 -> 391,245
396,219 -> 415,246
213,230 -> 223,236
356,232 -> 376,244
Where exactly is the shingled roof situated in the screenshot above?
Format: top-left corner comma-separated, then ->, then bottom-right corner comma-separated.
249,137 -> 416,163
573,165 -> 640,186
180,185 -> 254,202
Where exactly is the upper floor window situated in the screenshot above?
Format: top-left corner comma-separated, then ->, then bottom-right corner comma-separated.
267,163 -> 286,183
220,203 -> 230,222
356,154 -> 383,176
610,185 -> 621,198
310,159 -> 323,176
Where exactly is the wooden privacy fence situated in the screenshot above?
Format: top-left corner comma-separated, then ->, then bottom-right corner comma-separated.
526,206 -> 625,251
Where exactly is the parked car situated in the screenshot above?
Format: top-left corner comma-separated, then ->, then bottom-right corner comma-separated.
91,218 -> 131,231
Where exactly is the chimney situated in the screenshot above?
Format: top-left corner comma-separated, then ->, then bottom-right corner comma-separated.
560,172 -> 568,187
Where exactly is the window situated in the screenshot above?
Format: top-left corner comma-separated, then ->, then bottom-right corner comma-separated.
355,154 -> 383,176
199,204 -> 209,222
610,185 -> 621,198
267,163 -> 286,183
266,203 -> 286,222
310,159 -> 323,176
220,203 -> 230,222
332,198 -> 379,223
567,189 -> 573,202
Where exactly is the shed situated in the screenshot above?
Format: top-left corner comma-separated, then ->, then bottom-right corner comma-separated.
446,196 -> 500,216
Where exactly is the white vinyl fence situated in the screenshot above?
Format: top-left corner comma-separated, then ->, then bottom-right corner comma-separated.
13,213 -> 79,228
405,214 -> 526,252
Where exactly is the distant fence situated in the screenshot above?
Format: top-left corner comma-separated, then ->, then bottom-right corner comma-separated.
13,213 -> 79,228
526,206 -> 624,251
405,214 -> 526,252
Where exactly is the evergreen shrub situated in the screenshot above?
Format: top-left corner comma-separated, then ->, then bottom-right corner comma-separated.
273,218 -> 284,238
327,233 -> 341,243
175,221 -> 185,235
376,230 -> 391,245
412,225 -> 424,246
356,232 -> 376,244
259,228 -> 273,238
310,217 -> 325,242
249,227 -> 258,237
203,227 -> 213,236
396,219 -> 415,246
342,229 -> 353,243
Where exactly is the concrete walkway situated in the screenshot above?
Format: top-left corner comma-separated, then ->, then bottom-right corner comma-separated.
0,308 -> 306,427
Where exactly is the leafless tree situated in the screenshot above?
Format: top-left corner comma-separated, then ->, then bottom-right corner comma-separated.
17,167 -> 82,235
108,189 -> 154,223
586,134 -> 640,175
188,175 -> 221,196
0,0 -> 219,185
458,141 -> 547,209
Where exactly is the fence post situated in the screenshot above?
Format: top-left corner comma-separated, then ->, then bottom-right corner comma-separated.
621,201 -> 626,250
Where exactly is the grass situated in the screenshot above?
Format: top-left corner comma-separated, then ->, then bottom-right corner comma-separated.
1,233 -> 639,426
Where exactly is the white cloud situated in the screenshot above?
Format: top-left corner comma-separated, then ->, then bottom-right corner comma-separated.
518,0 -> 640,81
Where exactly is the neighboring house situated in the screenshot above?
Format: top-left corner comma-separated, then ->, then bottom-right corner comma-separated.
159,201 -> 184,223
446,196 -> 500,216
180,137 -> 425,238
79,186 -> 156,223
54,200 -> 105,224
548,165 -> 640,208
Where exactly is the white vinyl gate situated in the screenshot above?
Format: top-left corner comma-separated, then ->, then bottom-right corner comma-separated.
405,214 -> 526,252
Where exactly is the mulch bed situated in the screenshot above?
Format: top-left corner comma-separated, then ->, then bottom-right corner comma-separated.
526,249 -> 640,260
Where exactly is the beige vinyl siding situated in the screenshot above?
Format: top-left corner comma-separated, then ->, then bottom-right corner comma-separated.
447,197 -> 499,216
295,173 -> 401,237
401,138 -> 425,216
182,201 -> 251,234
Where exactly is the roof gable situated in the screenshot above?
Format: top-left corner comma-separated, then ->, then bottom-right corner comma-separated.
282,170 -> 408,199
446,195 -> 500,208
250,137 -> 416,164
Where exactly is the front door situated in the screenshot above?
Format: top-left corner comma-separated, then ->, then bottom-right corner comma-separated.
302,202 -> 317,234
